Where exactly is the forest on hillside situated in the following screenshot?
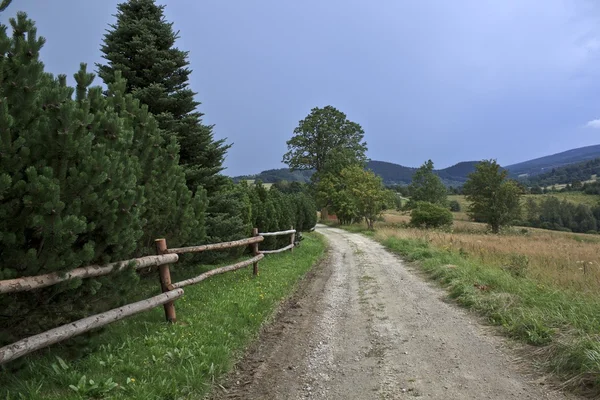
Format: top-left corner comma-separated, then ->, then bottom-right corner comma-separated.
523,158 -> 600,188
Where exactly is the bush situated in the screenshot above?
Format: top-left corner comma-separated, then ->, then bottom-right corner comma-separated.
410,201 -> 453,229
449,200 -> 461,212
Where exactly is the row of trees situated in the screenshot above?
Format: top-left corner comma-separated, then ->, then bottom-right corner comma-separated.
522,197 -> 600,233
524,157 -> 600,188
0,2 -> 316,347
279,104 -> 525,234
399,158 -> 522,233
403,157 -> 600,235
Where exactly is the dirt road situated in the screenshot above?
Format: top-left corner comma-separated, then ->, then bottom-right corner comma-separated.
212,225 -> 575,399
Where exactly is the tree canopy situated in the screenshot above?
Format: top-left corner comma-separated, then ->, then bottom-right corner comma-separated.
316,165 -> 388,228
463,160 -> 522,233
97,0 -> 230,195
282,105 -> 367,179
407,159 -> 447,208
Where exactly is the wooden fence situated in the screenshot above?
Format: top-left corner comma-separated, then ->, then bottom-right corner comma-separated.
0,226 -> 297,365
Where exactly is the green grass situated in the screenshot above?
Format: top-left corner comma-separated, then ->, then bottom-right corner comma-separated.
542,175 -> 597,191
335,223 -> 600,396
0,233 -> 326,400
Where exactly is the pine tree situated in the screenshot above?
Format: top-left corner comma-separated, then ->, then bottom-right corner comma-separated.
0,14 -> 144,343
96,0 -> 230,195
0,1 -> 11,13
269,188 -> 293,247
203,180 -> 251,262
101,70 -> 206,251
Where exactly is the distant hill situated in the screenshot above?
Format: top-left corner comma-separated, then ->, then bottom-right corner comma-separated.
365,160 -> 478,186
233,160 -> 478,186
505,144 -> 600,178
434,161 -> 479,186
523,157 -> 600,187
364,160 -> 415,185
232,168 -> 314,183
231,144 -> 600,187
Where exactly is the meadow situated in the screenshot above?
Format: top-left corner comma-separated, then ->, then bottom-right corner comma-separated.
0,234 -> 326,400
381,210 -> 600,292
335,208 -> 600,395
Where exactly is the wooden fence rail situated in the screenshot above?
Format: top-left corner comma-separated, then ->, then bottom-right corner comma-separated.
0,254 -> 179,294
172,254 -> 264,289
0,226 -> 299,365
261,244 -> 294,254
258,229 -> 296,237
164,236 -> 264,255
0,289 -> 184,365
257,226 -> 296,255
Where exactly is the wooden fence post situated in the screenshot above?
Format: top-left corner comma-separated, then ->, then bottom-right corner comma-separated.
252,228 -> 260,275
290,226 -> 295,253
155,238 -> 177,323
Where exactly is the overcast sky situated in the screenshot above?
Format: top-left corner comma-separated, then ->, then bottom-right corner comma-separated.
3,1 -> 600,176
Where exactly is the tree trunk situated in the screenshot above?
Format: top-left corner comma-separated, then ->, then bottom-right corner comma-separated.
367,218 -> 374,230
321,207 -> 329,221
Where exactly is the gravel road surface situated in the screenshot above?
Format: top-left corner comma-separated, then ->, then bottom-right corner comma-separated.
211,225 -> 576,399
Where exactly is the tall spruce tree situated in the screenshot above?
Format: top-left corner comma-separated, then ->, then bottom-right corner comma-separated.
97,0 -> 247,250
96,0 -> 230,195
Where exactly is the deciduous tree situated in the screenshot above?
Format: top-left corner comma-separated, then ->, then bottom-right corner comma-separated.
407,160 -> 447,208
316,166 -> 387,229
283,105 -> 367,179
463,160 -> 522,233
341,166 -> 387,229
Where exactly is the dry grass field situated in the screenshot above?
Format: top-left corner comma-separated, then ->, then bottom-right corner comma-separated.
379,210 -> 600,293
243,179 -> 273,189
333,206 -> 600,394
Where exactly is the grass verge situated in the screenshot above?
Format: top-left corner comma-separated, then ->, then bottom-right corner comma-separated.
0,232 -> 326,400
329,222 -> 600,396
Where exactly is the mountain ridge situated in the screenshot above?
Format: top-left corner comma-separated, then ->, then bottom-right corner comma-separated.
231,144 -> 600,186
504,144 -> 600,177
